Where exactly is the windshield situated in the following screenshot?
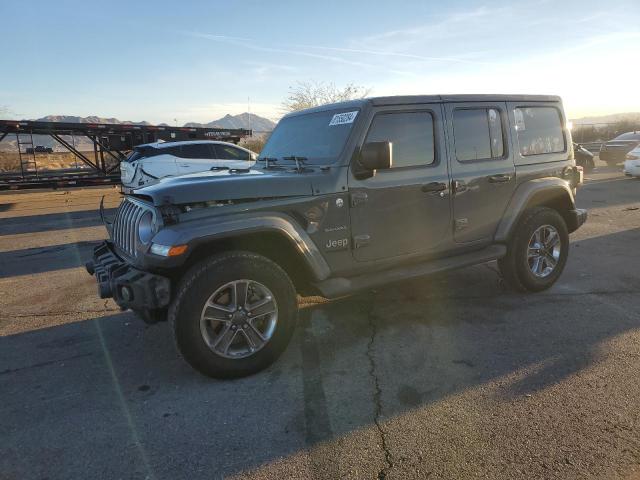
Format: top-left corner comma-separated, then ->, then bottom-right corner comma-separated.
124,146 -> 158,163
259,108 -> 359,164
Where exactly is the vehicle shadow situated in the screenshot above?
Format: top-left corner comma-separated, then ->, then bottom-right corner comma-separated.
0,241 -> 99,278
2,226 -> 640,478
0,207 -> 116,236
579,177 -> 640,209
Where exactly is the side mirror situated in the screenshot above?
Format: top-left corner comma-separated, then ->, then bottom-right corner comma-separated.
358,141 -> 392,174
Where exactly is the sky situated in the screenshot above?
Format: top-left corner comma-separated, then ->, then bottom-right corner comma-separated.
1,0 -> 639,124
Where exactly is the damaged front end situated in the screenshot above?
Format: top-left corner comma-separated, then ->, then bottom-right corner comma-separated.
85,242 -> 171,311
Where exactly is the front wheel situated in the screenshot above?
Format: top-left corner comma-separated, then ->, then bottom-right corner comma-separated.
498,207 -> 569,292
169,251 -> 297,379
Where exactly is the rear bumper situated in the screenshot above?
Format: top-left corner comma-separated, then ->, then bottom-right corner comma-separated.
567,208 -> 588,233
86,241 -> 171,310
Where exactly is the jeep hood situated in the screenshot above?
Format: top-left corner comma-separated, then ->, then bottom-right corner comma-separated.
134,168 -> 323,206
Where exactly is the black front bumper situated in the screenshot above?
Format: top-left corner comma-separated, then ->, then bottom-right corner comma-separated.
86,241 -> 171,310
567,208 -> 588,233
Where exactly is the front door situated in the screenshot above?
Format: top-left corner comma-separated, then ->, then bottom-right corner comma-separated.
176,143 -> 220,175
349,105 -> 452,262
445,102 -> 516,243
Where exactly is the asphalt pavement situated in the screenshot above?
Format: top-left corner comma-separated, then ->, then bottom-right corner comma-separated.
1,165 -> 640,479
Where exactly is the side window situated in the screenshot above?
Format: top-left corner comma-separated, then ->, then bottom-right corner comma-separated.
364,111 -> 435,168
162,146 -> 182,157
514,107 -> 565,156
215,145 -> 251,161
453,108 -> 504,162
179,143 -> 216,159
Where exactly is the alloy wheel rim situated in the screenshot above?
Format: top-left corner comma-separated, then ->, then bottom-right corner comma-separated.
527,225 -> 561,278
199,280 -> 278,359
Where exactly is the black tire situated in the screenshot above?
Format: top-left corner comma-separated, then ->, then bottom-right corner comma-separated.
169,251 -> 297,379
498,207 -> 569,293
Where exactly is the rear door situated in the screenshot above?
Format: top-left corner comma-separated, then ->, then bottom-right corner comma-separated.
445,102 -> 515,243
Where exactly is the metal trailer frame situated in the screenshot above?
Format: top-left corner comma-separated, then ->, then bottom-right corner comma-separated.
0,120 -> 251,190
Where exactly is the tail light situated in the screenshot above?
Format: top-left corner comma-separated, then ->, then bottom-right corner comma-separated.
564,165 -> 584,187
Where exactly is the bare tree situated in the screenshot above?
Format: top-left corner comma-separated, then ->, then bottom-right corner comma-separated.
282,81 -> 371,112
241,133 -> 270,154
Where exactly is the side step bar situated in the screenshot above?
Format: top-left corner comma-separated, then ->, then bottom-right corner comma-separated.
314,244 -> 506,299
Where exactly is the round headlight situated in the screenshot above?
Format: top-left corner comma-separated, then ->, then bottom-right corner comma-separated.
138,211 -> 155,245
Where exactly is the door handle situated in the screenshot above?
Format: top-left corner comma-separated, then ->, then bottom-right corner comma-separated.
488,174 -> 512,183
452,180 -> 467,194
421,182 -> 447,193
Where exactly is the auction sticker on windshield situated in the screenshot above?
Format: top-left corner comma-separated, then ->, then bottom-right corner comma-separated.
329,111 -> 358,126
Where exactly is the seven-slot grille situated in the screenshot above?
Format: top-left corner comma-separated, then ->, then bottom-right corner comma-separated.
111,198 -> 151,257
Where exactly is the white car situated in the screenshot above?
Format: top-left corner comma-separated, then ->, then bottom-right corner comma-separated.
623,146 -> 640,178
120,140 -> 256,191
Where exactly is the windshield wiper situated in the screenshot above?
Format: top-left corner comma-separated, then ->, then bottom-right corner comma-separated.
282,156 -> 309,172
257,156 -> 279,169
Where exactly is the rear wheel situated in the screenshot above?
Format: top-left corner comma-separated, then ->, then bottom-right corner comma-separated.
170,251 -> 297,379
498,207 -> 569,292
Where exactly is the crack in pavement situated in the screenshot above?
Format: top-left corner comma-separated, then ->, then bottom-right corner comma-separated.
364,294 -> 393,479
0,352 -> 93,375
0,308 -> 120,319
396,289 -> 640,303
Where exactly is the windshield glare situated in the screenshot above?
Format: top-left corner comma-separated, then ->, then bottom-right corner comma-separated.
259,108 -> 359,164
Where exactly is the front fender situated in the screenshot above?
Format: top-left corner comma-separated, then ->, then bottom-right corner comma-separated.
150,212 -> 331,281
494,178 -> 576,242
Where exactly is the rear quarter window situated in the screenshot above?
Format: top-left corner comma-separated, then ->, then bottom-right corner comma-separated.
515,107 -> 566,156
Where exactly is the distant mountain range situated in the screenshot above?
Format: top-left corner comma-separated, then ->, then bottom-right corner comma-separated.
35,115 -> 153,126
0,112 -> 276,152
184,113 -> 275,132
33,112 -> 275,132
571,112 -> 640,125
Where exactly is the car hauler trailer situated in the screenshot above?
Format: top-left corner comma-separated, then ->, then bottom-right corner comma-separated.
0,119 -> 251,190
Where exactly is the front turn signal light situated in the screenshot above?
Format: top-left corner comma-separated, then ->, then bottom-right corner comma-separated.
168,245 -> 188,256
151,243 -> 188,257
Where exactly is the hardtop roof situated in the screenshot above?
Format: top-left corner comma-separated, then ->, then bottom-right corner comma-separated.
283,94 -> 562,118
136,140 -> 247,150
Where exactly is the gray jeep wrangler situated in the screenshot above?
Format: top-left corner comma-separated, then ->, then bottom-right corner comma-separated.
87,95 -> 587,378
